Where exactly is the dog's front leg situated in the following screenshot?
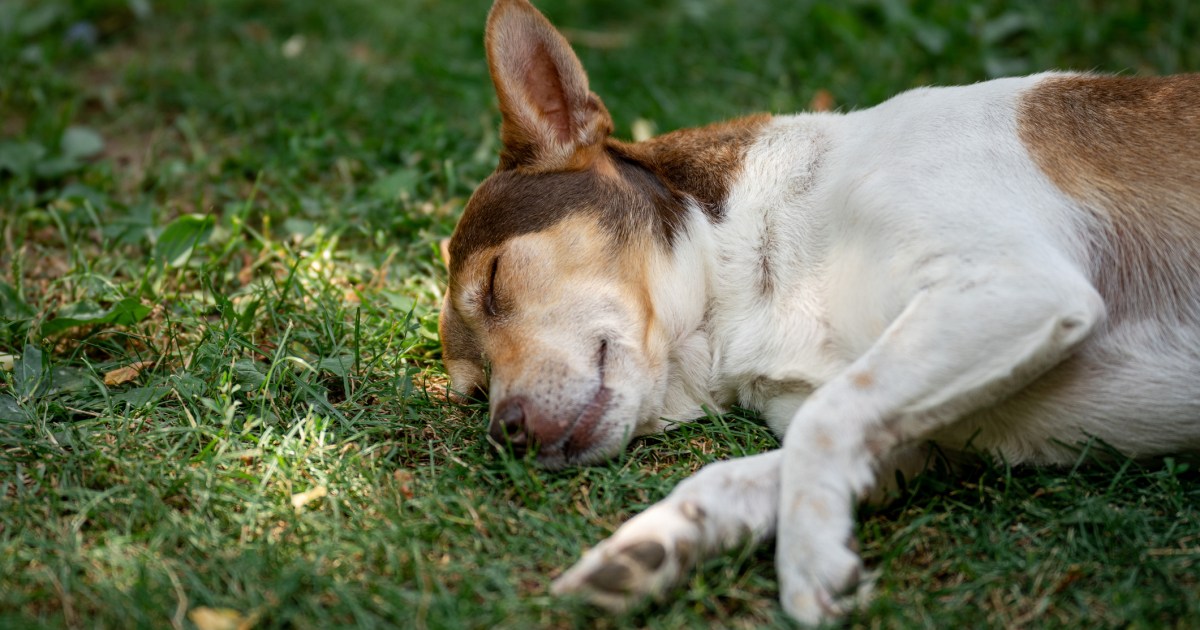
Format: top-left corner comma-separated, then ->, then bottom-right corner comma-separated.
552,450 -> 781,611
776,276 -> 1104,624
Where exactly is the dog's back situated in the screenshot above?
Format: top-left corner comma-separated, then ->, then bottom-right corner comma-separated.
697,73 -> 1200,463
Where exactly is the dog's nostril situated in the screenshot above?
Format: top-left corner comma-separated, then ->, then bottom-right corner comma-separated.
490,396 -> 529,454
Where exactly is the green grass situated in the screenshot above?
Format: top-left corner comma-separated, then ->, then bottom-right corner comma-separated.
2,0 -> 1199,627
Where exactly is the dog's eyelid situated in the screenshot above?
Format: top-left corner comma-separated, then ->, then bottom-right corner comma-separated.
483,255 -> 500,317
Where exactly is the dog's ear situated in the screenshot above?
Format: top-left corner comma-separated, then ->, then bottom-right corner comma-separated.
438,237 -> 452,269
485,0 -> 613,170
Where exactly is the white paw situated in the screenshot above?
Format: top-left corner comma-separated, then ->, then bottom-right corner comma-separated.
778,542 -> 870,625
551,501 -> 705,612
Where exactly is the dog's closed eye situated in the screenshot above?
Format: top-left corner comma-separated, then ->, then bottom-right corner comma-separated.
483,256 -> 500,317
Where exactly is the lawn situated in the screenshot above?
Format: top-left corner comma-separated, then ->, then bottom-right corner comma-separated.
2,0 -> 1199,628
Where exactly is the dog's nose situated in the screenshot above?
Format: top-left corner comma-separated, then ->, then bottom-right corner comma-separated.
489,396 -> 530,455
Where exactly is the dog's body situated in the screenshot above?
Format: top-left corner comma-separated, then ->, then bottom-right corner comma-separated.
440,0 -> 1200,623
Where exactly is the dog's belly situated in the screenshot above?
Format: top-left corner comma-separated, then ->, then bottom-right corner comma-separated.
930,323 -> 1200,464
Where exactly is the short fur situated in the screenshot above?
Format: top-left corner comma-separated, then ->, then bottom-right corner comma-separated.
440,0 -> 1200,623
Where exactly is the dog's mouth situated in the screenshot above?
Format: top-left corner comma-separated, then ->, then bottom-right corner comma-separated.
539,340 -> 614,468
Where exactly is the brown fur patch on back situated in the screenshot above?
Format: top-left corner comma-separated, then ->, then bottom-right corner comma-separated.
620,114 -> 772,221
1018,74 -> 1200,322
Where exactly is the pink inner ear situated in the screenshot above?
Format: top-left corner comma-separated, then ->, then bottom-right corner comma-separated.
524,40 -> 572,142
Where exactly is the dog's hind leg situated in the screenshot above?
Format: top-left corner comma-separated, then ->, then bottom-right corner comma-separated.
551,450 -> 781,611
774,273 -> 1105,624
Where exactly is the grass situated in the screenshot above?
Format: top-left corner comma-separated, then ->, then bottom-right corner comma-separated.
1,0 -> 1199,627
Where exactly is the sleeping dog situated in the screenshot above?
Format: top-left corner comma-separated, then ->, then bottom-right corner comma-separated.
438,0 -> 1200,623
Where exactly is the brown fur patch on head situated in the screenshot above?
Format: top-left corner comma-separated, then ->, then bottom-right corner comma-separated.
449,111 -> 771,282
1018,74 -> 1200,322
448,151 -> 689,280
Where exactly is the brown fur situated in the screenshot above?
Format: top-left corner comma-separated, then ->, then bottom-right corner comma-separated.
449,118 -> 771,277
439,300 -> 486,398
618,115 -> 771,221
1018,74 -> 1200,322
449,152 -> 681,278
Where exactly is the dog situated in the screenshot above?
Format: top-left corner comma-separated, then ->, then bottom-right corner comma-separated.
438,0 -> 1200,623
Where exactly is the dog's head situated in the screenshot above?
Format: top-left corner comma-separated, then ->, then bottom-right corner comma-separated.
439,0 -> 701,468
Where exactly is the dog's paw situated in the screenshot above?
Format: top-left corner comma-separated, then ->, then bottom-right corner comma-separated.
778,543 -> 873,626
551,501 -> 705,612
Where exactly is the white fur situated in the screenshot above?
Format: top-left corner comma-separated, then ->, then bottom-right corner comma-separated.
552,73 -> 1200,623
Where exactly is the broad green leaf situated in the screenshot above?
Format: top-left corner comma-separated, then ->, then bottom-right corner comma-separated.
60,126 -> 105,160
0,282 -> 34,320
370,168 -> 420,201
102,203 -> 155,246
33,155 -> 82,179
112,386 -> 171,408
0,141 -> 46,177
0,395 -> 27,422
282,218 -> 316,239
58,183 -> 108,208
233,358 -> 267,390
106,297 -> 152,326
16,4 -> 60,37
41,297 -> 151,335
47,366 -> 94,396
14,344 -> 46,400
170,373 -> 206,399
317,355 -> 354,378
155,214 -> 215,267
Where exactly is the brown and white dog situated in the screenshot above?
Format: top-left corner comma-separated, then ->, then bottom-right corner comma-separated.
438,0 -> 1200,623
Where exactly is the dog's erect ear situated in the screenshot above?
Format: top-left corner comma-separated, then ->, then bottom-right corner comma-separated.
438,237 -> 452,269
485,0 -> 613,170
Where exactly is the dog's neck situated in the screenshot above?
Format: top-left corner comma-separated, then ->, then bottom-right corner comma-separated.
613,113 -> 772,224
643,206 -> 728,426
641,114 -> 844,427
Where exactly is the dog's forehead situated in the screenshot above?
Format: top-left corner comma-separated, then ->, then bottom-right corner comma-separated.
449,157 -> 684,279
449,168 -> 603,277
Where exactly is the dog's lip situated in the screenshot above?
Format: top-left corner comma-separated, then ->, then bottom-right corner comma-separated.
541,340 -> 613,464
560,384 -> 613,458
